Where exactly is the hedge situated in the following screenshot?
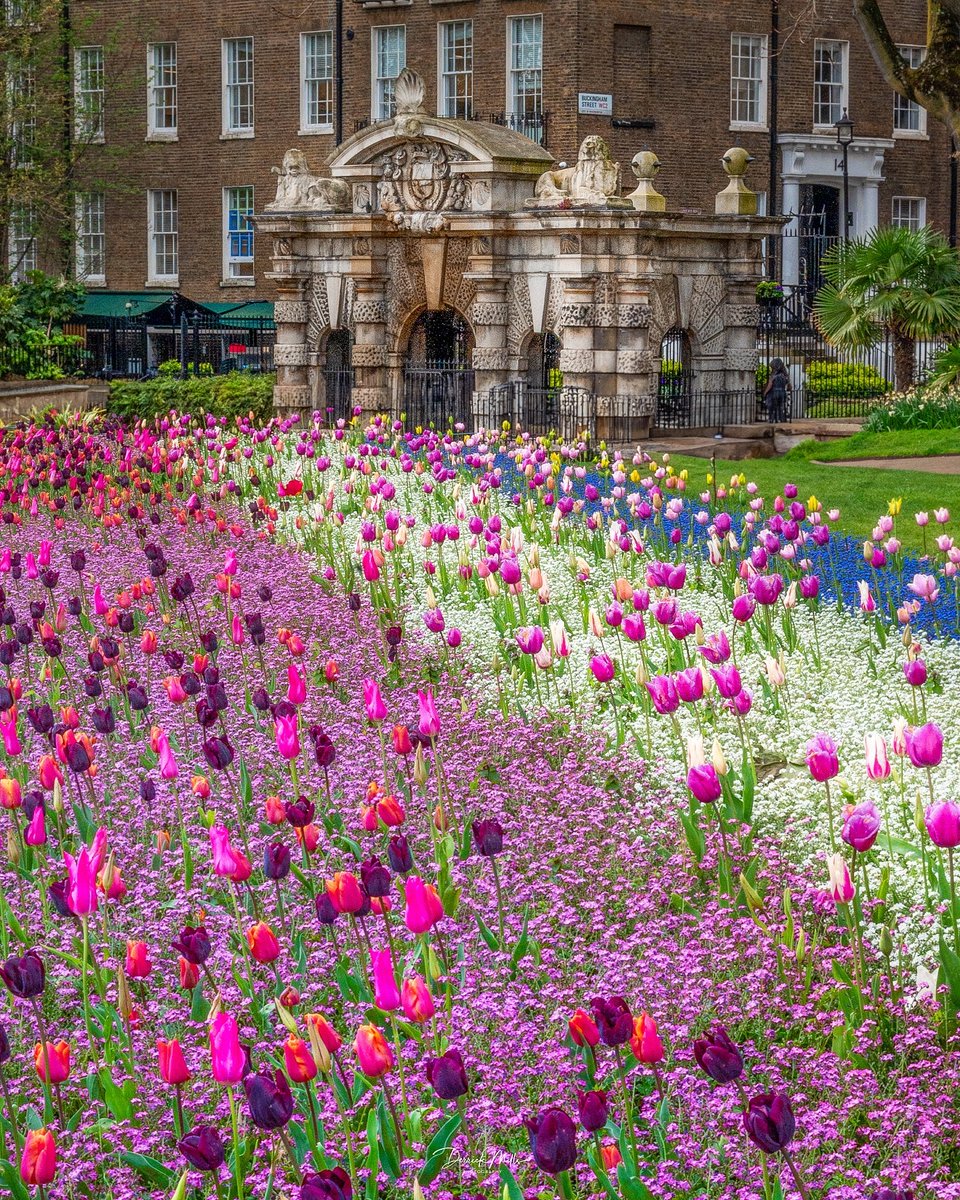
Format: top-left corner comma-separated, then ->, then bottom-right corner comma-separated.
108,372 -> 275,422
805,360 -> 889,399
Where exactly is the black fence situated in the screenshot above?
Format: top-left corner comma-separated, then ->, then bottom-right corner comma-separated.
403,364 -> 475,430
1,312 -> 275,382
654,389 -> 762,432
323,366 -> 354,423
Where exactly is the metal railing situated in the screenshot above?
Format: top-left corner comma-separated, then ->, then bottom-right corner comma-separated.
654,390 -> 762,432
323,366 -> 354,423
402,364 -> 475,430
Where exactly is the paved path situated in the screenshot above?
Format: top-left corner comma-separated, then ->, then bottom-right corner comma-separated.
817,455 -> 960,474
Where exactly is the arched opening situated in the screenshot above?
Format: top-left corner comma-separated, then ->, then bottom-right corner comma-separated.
526,331 -> 562,390
656,327 -> 693,427
403,308 -> 475,429
324,329 -> 353,423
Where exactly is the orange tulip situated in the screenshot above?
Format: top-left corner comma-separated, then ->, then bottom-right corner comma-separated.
354,1023 -> 393,1078
246,922 -> 281,964
125,940 -> 152,979
283,1035 -> 318,1083
34,1040 -> 70,1083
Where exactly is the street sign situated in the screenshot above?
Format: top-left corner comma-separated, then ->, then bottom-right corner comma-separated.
578,93 -> 613,116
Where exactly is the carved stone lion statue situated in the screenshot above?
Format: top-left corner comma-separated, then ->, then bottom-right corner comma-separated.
266,148 -> 350,212
531,135 -> 626,207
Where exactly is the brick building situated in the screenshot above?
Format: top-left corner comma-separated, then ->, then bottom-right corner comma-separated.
8,0 -> 953,309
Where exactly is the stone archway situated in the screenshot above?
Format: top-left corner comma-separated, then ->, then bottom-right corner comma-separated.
402,307 -> 475,429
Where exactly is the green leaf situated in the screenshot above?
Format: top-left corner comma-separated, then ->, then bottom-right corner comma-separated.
476,913 -> 500,951
938,934 -> 960,1009
239,756 -> 254,813
120,1153 -> 176,1188
498,1167 -> 524,1200
617,1165 -> 654,1200
99,1069 -> 135,1121
190,980 -> 210,1022
0,1159 -> 31,1200
678,810 -> 705,863
425,1111 -> 462,1162
510,905 -> 531,971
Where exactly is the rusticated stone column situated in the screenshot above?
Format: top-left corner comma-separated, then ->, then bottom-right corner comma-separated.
350,278 -> 389,416
272,281 -> 311,416
470,281 -> 510,422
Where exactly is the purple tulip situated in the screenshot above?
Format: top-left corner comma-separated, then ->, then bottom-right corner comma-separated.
425,1049 -> 469,1100
646,674 -> 679,714
576,1089 -> 608,1132
589,995 -> 633,1046
524,1106 -> 577,1174
902,659 -> 927,687
693,1025 -> 743,1083
806,734 -> 839,783
710,665 -> 742,699
742,1092 -> 796,1154
687,764 -> 722,805
924,800 -> 960,849
841,802 -> 881,853
905,723 -> 943,769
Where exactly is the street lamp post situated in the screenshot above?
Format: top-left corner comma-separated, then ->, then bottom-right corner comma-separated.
835,109 -> 854,242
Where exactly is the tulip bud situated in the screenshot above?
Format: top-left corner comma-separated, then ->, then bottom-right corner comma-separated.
7,826 -> 20,865
116,965 -> 134,1022
413,745 -> 428,786
712,740 -> 728,776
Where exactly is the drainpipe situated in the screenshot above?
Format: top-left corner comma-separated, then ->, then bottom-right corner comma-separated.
950,136 -> 958,248
60,0 -> 73,274
768,0 -> 779,215
335,0 -> 344,145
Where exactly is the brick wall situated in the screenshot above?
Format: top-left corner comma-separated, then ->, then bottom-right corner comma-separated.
74,0 -> 952,302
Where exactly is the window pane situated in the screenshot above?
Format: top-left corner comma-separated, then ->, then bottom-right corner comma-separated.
374,26 -> 405,119
76,47 -> 105,140
894,46 -> 925,133
150,189 -> 178,278
77,193 -> 105,279
11,67 -> 36,166
814,40 -> 846,126
730,35 -> 764,125
440,21 -> 472,118
303,32 -> 333,127
892,197 -> 925,231
149,43 -> 178,131
9,206 -> 37,282
225,186 -> 255,278
510,16 -> 542,118
225,38 -> 254,131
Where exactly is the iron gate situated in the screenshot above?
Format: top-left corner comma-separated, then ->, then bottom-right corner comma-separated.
402,363 -> 475,430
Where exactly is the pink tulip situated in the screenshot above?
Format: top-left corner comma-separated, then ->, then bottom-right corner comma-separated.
275,713 -> 300,760
925,800 -> 960,849
863,733 -> 890,781
687,764 -> 722,804
363,680 -> 387,723
370,949 -> 400,1012
417,689 -> 441,738
841,802 -> 881,853
209,1013 -> 246,1084
405,876 -> 442,934
806,734 -> 839,783
209,826 -> 245,878
826,853 -> 855,904
287,663 -> 306,706
64,844 -> 98,917
907,573 -> 940,604
589,655 -> 616,684
157,734 -> 179,781
25,806 -> 46,846
905,723 -> 943,769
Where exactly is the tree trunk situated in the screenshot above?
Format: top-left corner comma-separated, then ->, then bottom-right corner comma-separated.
892,332 -> 917,392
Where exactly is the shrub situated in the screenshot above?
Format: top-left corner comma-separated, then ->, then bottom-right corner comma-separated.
756,363 -> 770,392
863,387 -> 960,432
805,360 -> 889,399
107,372 -> 275,422
756,280 -> 784,301
924,343 -> 960,394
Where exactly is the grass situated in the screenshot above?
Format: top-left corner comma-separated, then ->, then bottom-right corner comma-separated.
656,451 -> 957,550
786,428 -> 960,463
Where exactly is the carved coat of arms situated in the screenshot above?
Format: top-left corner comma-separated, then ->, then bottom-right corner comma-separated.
377,141 -> 468,215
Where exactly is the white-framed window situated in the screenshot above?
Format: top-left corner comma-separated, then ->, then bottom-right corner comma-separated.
10,67 -> 36,166
4,1 -> 25,24
438,20 -> 472,119
730,34 -> 767,128
222,37 -> 254,135
75,192 -> 105,283
8,207 -> 37,282
508,15 -> 542,120
373,25 -> 405,120
147,42 -> 177,136
223,186 -> 255,281
147,189 -> 178,282
813,39 -> 848,127
300,31 -> 333,132
894,46 -> 927,135
75,45 -> 105,141
891,196 -> 926,231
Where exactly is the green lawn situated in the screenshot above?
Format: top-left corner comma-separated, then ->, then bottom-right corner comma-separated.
786,428 -> 960,463
659,451 -> 956,551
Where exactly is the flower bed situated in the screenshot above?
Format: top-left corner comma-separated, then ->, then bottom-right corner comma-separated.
0,413 -> 957,1200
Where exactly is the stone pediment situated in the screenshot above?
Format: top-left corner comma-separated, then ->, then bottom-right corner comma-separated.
325,70 -> 553,221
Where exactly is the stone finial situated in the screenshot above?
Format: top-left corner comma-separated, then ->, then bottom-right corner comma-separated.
394,67 -> 427,136
266,149 -> 351,212
529,135 -> 630,208
627,151 -> 666,213
715,146 -> 757,216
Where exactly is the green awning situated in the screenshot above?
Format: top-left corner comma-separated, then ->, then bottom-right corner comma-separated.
206,301 -> 276,328
79,292 -> 175,319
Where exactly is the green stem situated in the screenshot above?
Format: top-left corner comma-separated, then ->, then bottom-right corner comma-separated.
229,1086 -> 245,1200
489,854 -> 507,947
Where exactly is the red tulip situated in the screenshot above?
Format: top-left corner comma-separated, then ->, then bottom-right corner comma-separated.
631,1013 -> 664,1064
326,872 -> 365,914
401,976 -> 435,1023
246,922 -> 281,964
568,1009 -> 601,1048
125,940 -> 152,979
283,1035 -> 318,1083
305,1013 -> 342,1053
158,1038 -> 192,1085
34,1040 -> 70,1083
354,1023 -> 393,1077
179,957 -> 200,990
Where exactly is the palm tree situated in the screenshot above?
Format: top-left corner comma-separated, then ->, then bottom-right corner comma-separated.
813,225 -> 960,392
